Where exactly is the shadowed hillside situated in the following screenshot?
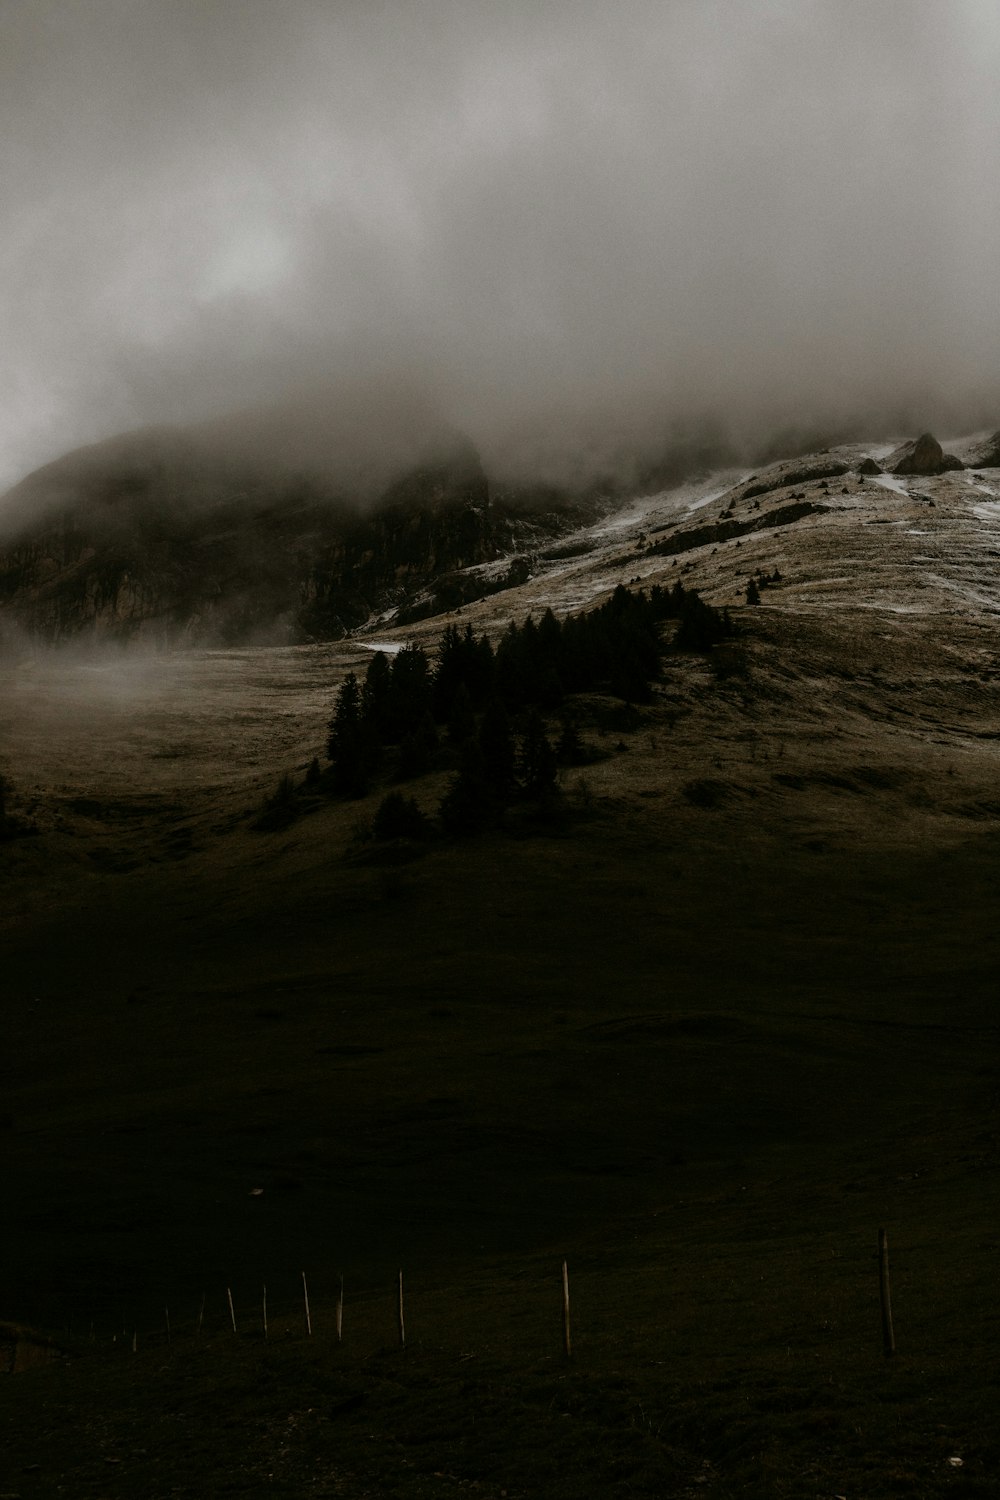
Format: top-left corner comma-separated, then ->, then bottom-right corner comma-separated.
2,435 -> 999,1496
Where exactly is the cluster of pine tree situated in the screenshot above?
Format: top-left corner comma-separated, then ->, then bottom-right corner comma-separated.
745,567 -> 782,605
324,580 -> 732,833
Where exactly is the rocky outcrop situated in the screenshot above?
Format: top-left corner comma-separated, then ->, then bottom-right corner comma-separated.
739,458 -> 849,502
858,456 -> 883,475
883,433 -> 963,476
648,500 -> 828,560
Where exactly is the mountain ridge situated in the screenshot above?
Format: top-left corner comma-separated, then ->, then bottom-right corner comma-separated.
2,408 -> 990,648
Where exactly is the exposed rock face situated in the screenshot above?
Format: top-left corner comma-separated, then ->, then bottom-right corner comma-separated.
858,456 -> 883,475
883,433 -> 963,476
297,452 -> 499,639
738,456 -> 849,501
0,425 -> 567,645
648,500 -> 828,560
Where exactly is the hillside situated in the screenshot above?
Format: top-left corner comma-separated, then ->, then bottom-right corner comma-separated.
2,435 -> 1000,1496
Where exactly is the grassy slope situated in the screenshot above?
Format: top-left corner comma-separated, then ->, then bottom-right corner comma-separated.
3,468 -> 1000,1496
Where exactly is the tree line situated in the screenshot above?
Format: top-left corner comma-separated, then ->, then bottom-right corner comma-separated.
314,580 -> 733,837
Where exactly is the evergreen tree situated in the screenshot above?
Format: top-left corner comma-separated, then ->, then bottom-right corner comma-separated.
478,698 -> 517,802
469,628 -> 497,707
556,713 -> 586,766
447,682 -> 477,748
494,620 -> 525,705
327,673 -> 360,760
537,607 -> 563,676
520,709 -> 559,800
439,739 -> 495,834
372,791 -> 429,841
397,711 -> 440,780
607,583 -> 633,616
674,589 -> 731,651
362,651 -> 394,740
432,623 -> 466,720
326,673 -> 370,797
433,623 -> 492,718
516,615 -> 542,704
389,644 -> 432,738
537,666 -> 566,709
558,614 -> 590,693
746,577 -> 761,606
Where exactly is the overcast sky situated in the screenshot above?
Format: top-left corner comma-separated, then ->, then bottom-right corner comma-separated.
2,0 -> 999,490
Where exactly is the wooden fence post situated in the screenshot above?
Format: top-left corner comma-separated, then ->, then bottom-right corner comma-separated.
878,1226 -> 895,1357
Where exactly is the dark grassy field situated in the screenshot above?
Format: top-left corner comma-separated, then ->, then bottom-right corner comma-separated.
4,766 -> 999,1494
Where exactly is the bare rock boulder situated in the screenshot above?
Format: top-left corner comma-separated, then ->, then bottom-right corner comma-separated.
858,456 -> 883,475
884,432 -> 963,475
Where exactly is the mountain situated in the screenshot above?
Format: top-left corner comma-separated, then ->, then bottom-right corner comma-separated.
0,415 -> 591,646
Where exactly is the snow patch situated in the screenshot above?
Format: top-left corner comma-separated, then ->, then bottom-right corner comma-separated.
683,484 -> 737,514
872,473 -> 911,498
923,572 -> 1000,611
862,601 -> 930,615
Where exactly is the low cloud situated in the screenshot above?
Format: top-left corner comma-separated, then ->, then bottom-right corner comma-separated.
2,0 -> 999,494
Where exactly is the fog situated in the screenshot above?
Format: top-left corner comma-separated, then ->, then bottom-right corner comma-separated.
2,0 -> 999,495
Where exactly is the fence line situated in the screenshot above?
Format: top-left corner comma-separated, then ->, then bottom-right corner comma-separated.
26,1230 -> 924,1369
